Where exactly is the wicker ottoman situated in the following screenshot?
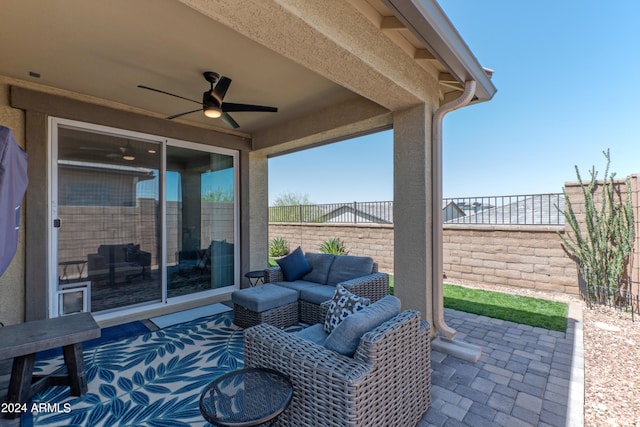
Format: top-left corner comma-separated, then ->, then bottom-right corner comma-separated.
232,284 -> 299,328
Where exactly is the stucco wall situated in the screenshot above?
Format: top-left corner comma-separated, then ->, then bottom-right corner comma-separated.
0,78 -> 26,326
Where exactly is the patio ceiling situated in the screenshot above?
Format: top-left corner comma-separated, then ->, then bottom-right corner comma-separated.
0,0 -> 494,142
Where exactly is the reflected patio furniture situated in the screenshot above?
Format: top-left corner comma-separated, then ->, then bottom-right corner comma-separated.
175,240 -> 234,287
87,243 -> 151,286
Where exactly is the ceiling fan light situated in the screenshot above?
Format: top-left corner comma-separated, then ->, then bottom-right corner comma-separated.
204,106 -> 222,118
123,154 -> 135,161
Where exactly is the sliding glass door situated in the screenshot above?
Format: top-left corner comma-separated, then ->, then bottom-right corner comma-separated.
166,144 -> 237,298
51,119 -> 238,317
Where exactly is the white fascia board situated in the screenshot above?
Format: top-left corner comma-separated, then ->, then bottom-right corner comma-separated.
383,0 -> 497,102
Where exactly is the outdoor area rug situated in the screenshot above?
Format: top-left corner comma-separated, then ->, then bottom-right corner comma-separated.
24,311 -> 254,427
149,303 -> 232,329
35,321 -> 151,361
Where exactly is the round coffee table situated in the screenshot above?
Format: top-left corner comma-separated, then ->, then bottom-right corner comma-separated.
199,368 -> 293,427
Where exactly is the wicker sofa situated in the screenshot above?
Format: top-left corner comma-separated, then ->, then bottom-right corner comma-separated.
263,251 -> 389,324
244,306 -> 432,426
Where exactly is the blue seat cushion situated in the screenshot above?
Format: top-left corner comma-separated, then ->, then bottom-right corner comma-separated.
276,246 -> 312,281
324,295 -> 401,356
231,284 -> 298,312
296,324 -> 328,346
271,280 -> 318,295
299,285 -> 337,305
302,253 -> 335,284
326,255 -> 374,285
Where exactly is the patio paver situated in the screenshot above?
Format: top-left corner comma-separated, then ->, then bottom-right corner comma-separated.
418,303 -> 583,427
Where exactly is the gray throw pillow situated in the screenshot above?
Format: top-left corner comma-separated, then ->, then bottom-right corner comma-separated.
324,285 -> 370,333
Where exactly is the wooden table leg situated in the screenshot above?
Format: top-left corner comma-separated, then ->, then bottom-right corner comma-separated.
5,354 -> 35,418
62,343 -> 88,396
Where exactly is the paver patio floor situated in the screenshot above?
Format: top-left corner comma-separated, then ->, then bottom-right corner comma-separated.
419,305 -> 583,427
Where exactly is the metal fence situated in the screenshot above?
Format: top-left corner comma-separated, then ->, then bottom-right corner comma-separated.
269,193 -> 565,225
580,273 -> 640,321
269,201 -> 393,224
444,193 -> 565,225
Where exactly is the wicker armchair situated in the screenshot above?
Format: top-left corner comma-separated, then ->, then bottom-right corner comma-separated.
244,310 -> 431,426
263,262 -> 390,324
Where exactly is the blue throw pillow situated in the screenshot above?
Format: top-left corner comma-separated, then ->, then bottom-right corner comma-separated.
276,246 -> 312,281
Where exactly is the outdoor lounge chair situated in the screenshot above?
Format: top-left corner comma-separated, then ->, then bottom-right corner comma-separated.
244,307 -> 431,426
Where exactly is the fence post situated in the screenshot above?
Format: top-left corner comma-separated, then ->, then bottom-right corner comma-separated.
353,201 -> 357,224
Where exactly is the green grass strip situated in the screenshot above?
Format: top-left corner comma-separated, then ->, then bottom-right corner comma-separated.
443,284 -> 568,332
389,276 -> 567,331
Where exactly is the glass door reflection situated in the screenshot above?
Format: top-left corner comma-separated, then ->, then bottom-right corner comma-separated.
166,145 -> 235,298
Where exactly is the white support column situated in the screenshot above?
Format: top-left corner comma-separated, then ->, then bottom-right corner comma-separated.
393,103 -> 433,329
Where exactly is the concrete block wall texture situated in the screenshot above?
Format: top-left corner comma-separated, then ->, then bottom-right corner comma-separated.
268,223 -> 579,295
268,223 -> 395,272
442,225 -> 579,295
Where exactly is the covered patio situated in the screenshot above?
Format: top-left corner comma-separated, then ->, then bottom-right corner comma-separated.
1,0 -> 502,425
0,0 -> 495,329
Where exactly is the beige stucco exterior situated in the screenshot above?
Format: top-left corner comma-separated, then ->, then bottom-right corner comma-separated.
0,79 -> 26,325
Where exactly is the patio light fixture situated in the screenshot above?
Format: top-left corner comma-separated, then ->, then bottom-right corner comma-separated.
121,140 -> 136,161
203,106 -> 222,118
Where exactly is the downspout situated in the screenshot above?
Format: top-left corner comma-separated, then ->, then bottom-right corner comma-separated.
432,80 -> 477,340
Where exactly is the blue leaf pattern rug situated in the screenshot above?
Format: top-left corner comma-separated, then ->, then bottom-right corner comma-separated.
27,312 -> 251,427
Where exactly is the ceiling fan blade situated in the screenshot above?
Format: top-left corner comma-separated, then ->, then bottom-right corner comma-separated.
222,102 -> 278,113
221,112 -> 239,129
211,76 -> 232,105
138,85 -> 201,105
167,108 -> 202,120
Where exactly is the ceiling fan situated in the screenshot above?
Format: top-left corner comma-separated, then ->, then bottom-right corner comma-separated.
138,71 -> 278,129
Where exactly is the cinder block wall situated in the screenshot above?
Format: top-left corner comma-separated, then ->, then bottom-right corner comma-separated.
442,225 -> 578,295
268,222 -> 579,294
268,223 -> 394,272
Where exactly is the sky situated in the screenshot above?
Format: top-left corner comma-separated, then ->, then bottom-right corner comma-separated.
268,1 -> 640,205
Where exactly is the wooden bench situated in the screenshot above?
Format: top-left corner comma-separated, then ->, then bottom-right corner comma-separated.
0,312 -> 100,418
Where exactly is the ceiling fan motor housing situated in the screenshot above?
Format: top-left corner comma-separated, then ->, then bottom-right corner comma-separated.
202,90 -> 220,107
203,71 -> 220,85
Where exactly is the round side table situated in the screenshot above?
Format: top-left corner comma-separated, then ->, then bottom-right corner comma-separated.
199,368 -> 293,427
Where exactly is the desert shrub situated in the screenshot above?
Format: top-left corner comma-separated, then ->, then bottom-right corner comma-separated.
269,237 -> 289,257
559,149 -> 635,307
320,237 -> 348,255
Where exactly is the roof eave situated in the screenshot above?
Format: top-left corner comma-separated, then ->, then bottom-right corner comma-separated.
383,0 -> 497,103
